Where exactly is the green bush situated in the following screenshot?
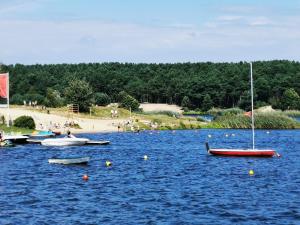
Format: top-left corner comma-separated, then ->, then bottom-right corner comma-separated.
14,116 -> 36,129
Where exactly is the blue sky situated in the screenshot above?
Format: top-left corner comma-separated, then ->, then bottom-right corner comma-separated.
0,0 -> 300,64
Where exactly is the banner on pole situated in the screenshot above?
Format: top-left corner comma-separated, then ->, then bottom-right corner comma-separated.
0,73 -> 9,107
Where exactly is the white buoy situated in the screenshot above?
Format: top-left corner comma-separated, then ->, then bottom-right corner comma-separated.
208,134 -> 212,138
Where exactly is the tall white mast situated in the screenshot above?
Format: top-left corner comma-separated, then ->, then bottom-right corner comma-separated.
250,62 -> 255,150
7,72 -> 10,127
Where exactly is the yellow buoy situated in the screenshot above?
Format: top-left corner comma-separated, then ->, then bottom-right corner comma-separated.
249,170 -> 254,176
143,155 -> 148,160
106,160 -> 112,167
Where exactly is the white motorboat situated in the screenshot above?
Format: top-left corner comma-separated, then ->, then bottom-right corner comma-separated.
48,157 -> 90,165
41,137 -> 89,146
3,135 -> 29,144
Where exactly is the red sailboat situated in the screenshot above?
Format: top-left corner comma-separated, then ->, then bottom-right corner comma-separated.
206,63 -> 278,157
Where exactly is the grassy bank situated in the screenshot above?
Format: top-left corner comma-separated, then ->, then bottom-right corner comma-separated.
204,112 -> 300,129
16,105 -> 300,130
0,124 -> 33,135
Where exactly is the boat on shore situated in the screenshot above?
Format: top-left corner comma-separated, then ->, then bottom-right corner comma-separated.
41,137 -> 89,146
48,156 -> 90,165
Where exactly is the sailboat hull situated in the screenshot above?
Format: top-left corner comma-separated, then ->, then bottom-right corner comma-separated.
209,149 -> 276,157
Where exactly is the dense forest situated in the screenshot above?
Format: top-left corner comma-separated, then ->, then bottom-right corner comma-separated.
1,60 -> 300,111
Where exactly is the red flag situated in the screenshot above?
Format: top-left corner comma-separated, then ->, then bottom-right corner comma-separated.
244,111 -> 252,117
0,73 -> 8,98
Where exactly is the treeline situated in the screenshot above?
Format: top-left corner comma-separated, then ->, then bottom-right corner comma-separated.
1,60 -> 300,111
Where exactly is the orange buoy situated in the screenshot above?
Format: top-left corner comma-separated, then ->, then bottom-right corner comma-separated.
82,174 -> 89,181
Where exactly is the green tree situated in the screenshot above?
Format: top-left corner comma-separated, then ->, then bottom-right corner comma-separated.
281,88 -> 300,110
45,88 -> 64,107
64,79 -> 94,112
118,91 -> 140,111
95,92 -> 111,106
181,96 -> 191,108
238,91 -> 251,111
11,94 -> 24,105
202,94 -> 213,112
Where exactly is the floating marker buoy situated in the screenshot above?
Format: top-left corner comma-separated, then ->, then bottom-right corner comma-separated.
225,134 -> 229,137
249,170 -> 254,176
82,174 -> 89,181
106,160 -> 112,167
143,155 -> 148,160
208,134 -> 212,138
266,131 -> 270,134
231,134 -> 235,137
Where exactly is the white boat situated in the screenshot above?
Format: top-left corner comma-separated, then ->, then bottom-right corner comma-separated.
3,135 -> 29,144
48,157 -> 90,165
41,137 -> 89,146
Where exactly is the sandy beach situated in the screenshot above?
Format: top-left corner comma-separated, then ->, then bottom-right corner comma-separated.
0,107 -> 123,133
0,104 -> 184,134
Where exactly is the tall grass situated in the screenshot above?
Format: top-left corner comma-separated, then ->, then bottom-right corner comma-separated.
206,112 -> 299,129
282,110 -> 300,117
208,107 -> 244,117
139,110 -> 180,117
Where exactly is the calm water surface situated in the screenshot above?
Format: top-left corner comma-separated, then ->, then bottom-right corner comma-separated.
0,129 -> 299,225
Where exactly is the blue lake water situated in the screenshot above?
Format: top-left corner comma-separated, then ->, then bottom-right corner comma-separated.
0,129 -> 299,225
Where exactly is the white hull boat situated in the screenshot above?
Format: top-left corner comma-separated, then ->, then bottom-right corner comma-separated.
48,157 -> 90,165
41,137 -> 89,146
4,135 -> 29,144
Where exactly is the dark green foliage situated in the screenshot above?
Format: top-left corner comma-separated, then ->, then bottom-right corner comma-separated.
94,92 -> 111,106
181,96 -> 191,108
118,91 -> 140,111
11,94 -> 24,105
45,88 -> 64,107
202,94 -> 213,112
3,60 -> 300,109
280,88 -> 300,110
64,79 -> 94,112
14,116 -> 35,129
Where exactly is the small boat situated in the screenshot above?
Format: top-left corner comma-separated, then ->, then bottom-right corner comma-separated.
48,157 -> 90,165
41,137 -> 89,146
3,135 -> 29,144
206,63 -> 278,157
29,131 -> 55,139
205,143 -> 276,157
